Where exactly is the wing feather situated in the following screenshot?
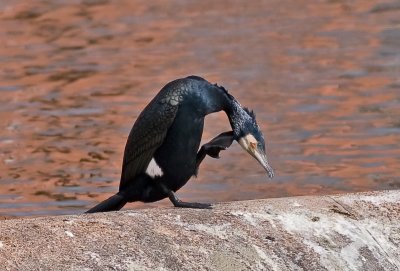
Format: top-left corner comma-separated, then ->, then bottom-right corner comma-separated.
119,80 -> 187,190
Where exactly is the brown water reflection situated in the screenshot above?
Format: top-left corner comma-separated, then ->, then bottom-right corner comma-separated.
0,0 -> 399,217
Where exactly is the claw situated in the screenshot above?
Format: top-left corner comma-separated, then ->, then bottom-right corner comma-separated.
207,131 -> 234,149
195,131 -> 235,176
203,131 -> 234,159
204,145 -> 226,158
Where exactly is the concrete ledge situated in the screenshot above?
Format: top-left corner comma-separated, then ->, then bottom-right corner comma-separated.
0,190 -> 399,270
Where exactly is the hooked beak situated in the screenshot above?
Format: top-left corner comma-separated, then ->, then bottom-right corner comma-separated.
252,148 -> 275,178
238,136 -> 275,179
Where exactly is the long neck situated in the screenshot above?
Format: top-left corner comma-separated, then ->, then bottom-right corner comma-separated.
198,83 -> 232,115
225,98 -> 250,138
193,80 -> 248,138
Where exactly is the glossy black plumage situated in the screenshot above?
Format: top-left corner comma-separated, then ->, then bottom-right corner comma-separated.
86,76 -> 273,213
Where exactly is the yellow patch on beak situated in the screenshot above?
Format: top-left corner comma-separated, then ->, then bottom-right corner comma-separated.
238,134 -> 274,178
238,134 -> 258,154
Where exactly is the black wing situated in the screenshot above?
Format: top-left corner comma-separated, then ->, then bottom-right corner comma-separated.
119,79 -> 189,190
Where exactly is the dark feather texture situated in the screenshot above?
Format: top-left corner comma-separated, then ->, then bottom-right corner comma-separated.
86,75 -> 274,213
119,79 -> 188,191
243,107 -> 256,119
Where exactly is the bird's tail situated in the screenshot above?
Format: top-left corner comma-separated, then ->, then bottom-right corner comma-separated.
85,194 -> 128,213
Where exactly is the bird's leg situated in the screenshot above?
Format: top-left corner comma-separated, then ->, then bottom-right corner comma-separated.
158,183 -> 212,209
195,131 -> 234,175
201,131 -> 234,159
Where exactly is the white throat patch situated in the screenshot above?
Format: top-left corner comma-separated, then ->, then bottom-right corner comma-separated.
145,158 -> 164,178
238,134 -> 257,152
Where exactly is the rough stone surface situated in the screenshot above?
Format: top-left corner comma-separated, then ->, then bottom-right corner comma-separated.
0,190 -> 399,271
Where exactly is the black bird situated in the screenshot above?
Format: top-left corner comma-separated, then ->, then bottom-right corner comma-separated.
86,76 -> 274,213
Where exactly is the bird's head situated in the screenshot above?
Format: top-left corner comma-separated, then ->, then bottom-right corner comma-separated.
212,83 -> 274,178
232,107 -> 275,179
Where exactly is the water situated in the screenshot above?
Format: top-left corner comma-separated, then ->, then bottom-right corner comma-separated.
0,0 -> 399,218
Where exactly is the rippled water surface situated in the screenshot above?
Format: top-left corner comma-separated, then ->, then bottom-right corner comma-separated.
0,0 -> 399,217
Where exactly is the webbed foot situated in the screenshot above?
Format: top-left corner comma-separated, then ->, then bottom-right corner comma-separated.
202,131 -> 234,158
158,183 -> 213,209
172,200 -> 212,209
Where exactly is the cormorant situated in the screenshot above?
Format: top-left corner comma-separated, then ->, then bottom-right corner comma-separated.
86,76 -> 274,213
